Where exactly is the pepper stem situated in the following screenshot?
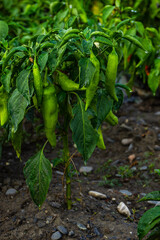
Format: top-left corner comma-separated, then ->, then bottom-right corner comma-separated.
63,133 -> 72,209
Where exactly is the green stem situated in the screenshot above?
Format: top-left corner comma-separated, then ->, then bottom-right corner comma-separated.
63,133 -> 72,210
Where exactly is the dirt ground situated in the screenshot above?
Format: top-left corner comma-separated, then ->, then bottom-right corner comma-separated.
0,92 -> 160,240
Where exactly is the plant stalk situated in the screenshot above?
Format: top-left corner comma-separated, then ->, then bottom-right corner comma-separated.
63,133 -> 72,210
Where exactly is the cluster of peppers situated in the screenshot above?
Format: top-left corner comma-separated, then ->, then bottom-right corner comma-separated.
32,46 -> 119,149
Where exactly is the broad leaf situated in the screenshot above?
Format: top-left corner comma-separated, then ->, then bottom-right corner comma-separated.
16,69 -> 31,103
96,89 -> 112,129
24,148 -> 52,207
70,97 -> 99,162
1,69 -> 12,93
8,89 -> 28,132
11,122 -> 22,159
148,70 -> 160,96
38,52 -> 48,72
82,39 -> 93,55
0,21 -> 8,40
79,57 -> 96,87
138,191 -> 160,202
138,206 -> 160,240
102,5 -> 115,23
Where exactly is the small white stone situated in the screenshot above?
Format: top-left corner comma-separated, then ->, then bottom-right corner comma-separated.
89,190 -> 107,199
155,111 -> 160,116
119,190 -> 132,196
79,166 -> 93,173
6,188 -> 17,196
117,202 -> 131,217
121,138 -> 133,146
139,166 -> 147,171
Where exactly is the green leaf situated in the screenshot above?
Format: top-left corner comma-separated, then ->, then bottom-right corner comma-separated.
138,191 -> 160,202
148,70 -> 160,96
135,21 -> 145,36
123,35 -> 145,50
1,69 -> 12,93
116,18 -> 134,30
113,88 -> 123,111
147,226 -> 160,240
115,0 -> 121,8
0,21 -> 8,40
102,5 -> 115,23
82,39 -> 93,55
93,36 -> 113,46
51,157 -> 63,168
8,89 -> 28,132
16,69 -> 31,103
11,122 -> 22,159
23,148 -> 52,207
138,206 -> 160,240
38,52 -> 48,72
96,89 -> 112,129
70,97 -> 99,162
79,57 -> 96,87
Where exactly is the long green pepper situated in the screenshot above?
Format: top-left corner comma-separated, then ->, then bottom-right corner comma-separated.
42,83 -> 58,147
33,56 -> 43,106
105,48 -> 118,102
85,50 -> 100,111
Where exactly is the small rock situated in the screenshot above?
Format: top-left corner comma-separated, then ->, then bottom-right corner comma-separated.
77,223 -> 87,231
139,166 -> 148,171
37,220 -> 46,228
128,154 -> 136,163
51,231 -> 62,240
56,171 -> 64,176
120,124 -> 132,131
57,226 -> 68,235
154,145 -> 160,151
49,202 -> 61,209
6,188 -> 17,196
147,201 -> 160,205
126,143 -> 133,152
68,230 -> 74,237
155,111 -> 160,116
79,166 -> 93,174
121,138 -> 133,146
46,216 -> 53,224
131,166 -> 137,171
119,190 -> 132,196
93,227 -> 101,236
89,190 -> 107,199
117,202 -> 131,217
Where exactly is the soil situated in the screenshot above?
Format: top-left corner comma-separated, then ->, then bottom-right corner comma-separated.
0,93 -> 160,240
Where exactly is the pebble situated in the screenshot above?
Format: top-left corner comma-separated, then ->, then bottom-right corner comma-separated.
119,190 -> 132,196
93,227 -> 101,236
155,111 -> 160,116
130,166 -> 137,171
147,201 -> 160,205
56,171 -> 64,176
77,223 -> 87,231
89,190 -> 107,199
68,230 -> 74,237
128,154 -> 136,163
37,220 -> 46,228
51,231 -> 62,240
139,166 -> 148,171
57,226 -> 68,235
121,138 -> 133,146
79,166 -> 93,174
117,202 -> 131,217
46,216 -> 53,224
6,188 -> 17,196
126,143 -> 134,152
154,145 -> 160,151
120,124 -> 132,131
49,202 -> 61,209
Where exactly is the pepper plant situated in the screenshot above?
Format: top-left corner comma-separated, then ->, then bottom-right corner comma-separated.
1,14 -> 149,209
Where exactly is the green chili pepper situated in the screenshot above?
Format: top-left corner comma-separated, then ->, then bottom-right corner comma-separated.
105,110 -> 118,126
85,50 -> 100,111
57,70 -> 86,91
42,83 -> 58,147
33,56 -> 43,106
97,126 -> 106,149
0,86 -> 8,126
59,34 -> 79,48
105,48 -> 118,102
